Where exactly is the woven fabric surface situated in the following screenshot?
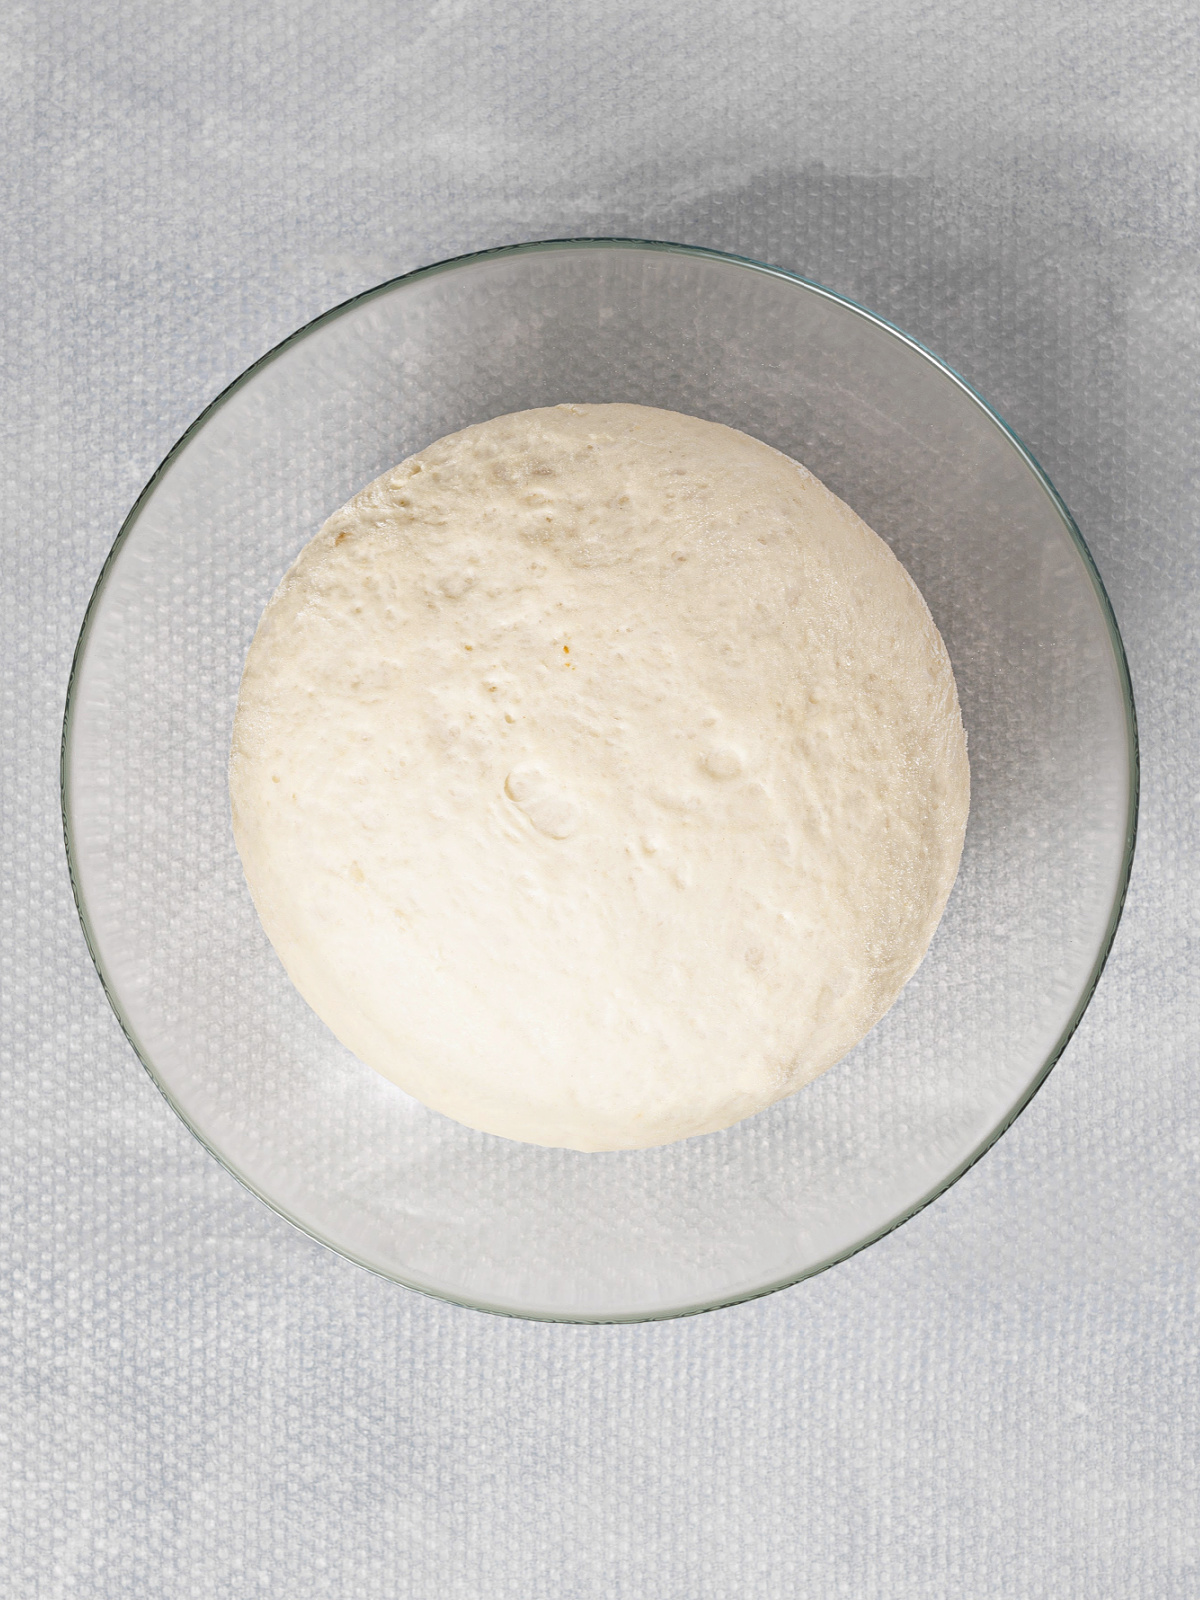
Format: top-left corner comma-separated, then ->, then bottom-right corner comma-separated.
2,2 -> 1197,1595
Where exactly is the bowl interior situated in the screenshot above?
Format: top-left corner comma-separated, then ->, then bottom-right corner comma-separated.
64,242 -> 1134,1320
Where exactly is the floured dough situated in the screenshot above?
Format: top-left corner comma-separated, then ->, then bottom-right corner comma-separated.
230,404 -> 969,1150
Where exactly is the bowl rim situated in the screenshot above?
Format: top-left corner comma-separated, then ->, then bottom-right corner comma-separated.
60,236 -> 1140,1322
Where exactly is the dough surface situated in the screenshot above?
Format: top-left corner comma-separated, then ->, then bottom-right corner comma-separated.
231,404 -> 969,1150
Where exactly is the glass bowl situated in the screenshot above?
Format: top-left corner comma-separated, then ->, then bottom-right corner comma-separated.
62,240 -> 1137,1321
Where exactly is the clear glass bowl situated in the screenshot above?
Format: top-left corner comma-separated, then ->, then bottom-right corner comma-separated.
62,240 -> 1137,1321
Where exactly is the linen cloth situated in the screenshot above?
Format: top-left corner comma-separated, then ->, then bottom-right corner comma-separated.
2,2 -> 1196,1594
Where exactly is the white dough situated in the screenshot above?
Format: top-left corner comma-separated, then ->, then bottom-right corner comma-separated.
230,404 -> 969,1150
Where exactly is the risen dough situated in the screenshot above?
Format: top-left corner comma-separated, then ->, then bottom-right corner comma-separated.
231,404 -> 969,1150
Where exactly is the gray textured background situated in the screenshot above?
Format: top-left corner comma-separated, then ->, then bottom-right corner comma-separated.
2,2 -> 1197,1595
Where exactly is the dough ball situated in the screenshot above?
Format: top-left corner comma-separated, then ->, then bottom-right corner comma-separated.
230,404 -> 969,1150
